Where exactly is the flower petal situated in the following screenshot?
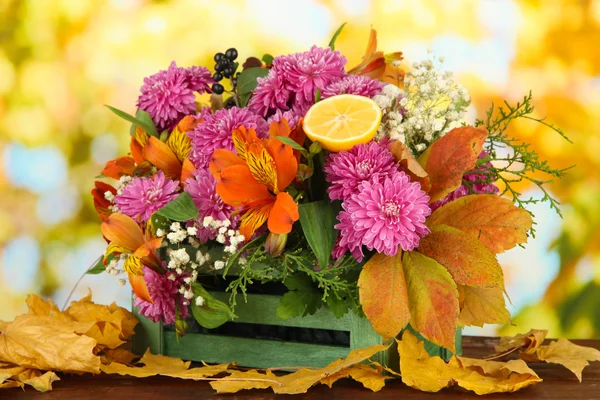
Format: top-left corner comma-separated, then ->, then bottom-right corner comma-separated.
166,123 -> 193,163
209,149 -> 244,179
232,126 -> 260,161
267,192 -> 299,234
129,271 -> 153,303
246,140 -> 278,193
240,202 -> 273,240
133,237 -> 163,271
181,158 -> 196,187
102,156 -> 136,180
101,213 -> 145,253
264,137 -> 298,192
130,137 -> 145,165
124,255 -> 144,275
91,181 -> 116,221
142,136 -> 182,179
216,164 -> 271,206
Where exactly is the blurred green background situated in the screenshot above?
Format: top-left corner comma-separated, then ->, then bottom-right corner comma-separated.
1,0 -> 598,338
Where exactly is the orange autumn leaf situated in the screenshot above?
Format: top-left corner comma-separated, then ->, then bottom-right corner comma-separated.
402,251 -> 459,352
390,141 -> 430,192
494,329 -> 548,356
426,194 -> 533,253
417,224 -> 504,289
458,285 -> 511,327
397,331 -> 541,394
522,339 -> 600,382
418,126 -> 487,202
358,253 -> 410,339
319,363 -> 391,392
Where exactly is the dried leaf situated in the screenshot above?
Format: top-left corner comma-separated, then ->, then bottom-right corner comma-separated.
418,225 -> 504,289
403,251 -> 459,352
19,370 -> 61,392
100,348 -> 139,365
525,339 -> 600,382
320,363 -> 389,392
458,285 -> 511,327
398,331 -> 541,394
0,314 -> 101,373
426,194 -> 533,253
102,350 -> 231,380
358,253 -> 410,339
495,329 -> 548,355
390,141 -> 430,192
210,369 -> 280,393
418,126 -> 487,202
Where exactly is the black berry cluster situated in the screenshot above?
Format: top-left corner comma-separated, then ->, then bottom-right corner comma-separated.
212,48 -> 239,95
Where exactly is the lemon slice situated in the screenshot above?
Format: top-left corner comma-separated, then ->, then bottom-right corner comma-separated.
302,94 -> 382,152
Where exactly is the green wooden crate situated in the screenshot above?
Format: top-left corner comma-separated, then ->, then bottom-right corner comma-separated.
133,291 -> 461,369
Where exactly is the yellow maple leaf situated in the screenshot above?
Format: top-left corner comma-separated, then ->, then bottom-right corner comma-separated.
523,338 -> 600,382
493,329 -> 548,356
103,350 -> 232,380
397,330 -> 541,394
1,364 -> 60,392
209,369 -> 280,393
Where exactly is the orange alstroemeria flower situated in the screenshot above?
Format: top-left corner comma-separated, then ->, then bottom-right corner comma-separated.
91,181 -> 117,221
101,213 -> 163,303
348,28 -> 405,87
102,116 -> 199,184
209,124 -> 300,240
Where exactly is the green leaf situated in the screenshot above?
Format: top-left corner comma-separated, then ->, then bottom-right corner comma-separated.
274,136 -> 308,156
155,192 -> 199,222
261,54 -> 274,65
236,67 -> 270,107
314,88 -> 321,103
328,22 -> 347,50
298,200 -> 339,268
191,283 -> 236,329
326,294 -> 348,318
87,255 -> 112,275
105,105 -> 158,137
277,274 -> 323,319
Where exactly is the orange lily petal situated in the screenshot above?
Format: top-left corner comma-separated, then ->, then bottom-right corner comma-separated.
181,158 -> 196,186
102,156 -> 136,180
133,237 -> 163,271
239,202 -> 273,240
134,126 -> 150,148
246,140 -> 278,193
216,164 -> 272,206
91,181 -> 116,221
130,137 -> 145,165
166,124 -> 193,163
209,149 -> 244,179
268,192 -> 299,235
101,213 -> 145,253
142,136 -> 182,180
265,136 -> 298,193
268,118 -> 292,138
232,126 -> 260,161
176,115 -> 200,132
129,272 -> 153,303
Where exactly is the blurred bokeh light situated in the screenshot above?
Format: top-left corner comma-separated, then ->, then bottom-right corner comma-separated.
1,0 -> 598,338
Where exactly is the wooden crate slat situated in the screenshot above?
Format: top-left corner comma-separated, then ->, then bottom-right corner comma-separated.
210,292 -> 354,331
163,331 -> 350,369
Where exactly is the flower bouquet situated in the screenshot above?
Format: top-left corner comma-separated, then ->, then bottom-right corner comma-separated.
92,25 -> 567,369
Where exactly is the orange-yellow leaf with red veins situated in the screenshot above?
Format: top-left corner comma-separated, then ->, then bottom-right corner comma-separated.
418,126 -> 487,202
426,194 -> 533,253
358,253 -> 410,340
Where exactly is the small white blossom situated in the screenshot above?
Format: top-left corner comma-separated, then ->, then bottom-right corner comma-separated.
183,289 -> 194,300
167,274 -> 176,281
156,228 -> 165,238
214,260 -> 225,270
104,191 -> 115,202
187,226 -> 198,236
170,222 -> 181,232
117,279 -> 126,287
195,296 -> 205,306
216,234 -> 226,244
202,216 -> 214,228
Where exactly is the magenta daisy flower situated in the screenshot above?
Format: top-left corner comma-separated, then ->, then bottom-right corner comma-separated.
279,46 -> 347,104
322,75 -> 385,99
134,267 -> 189,324
187,107 -> 269,169
430,151 -> 499,212
324,142 -> 399,201
137,61 -> 214,132
247,71 -> 291,117
114,171 -> 179,222
335,172 -> 431,259
184,168 -> 237,243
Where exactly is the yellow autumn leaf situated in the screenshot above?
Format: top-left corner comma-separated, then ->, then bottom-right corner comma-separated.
524,338 -> 600,382
458,285 -> 511,327
397,330 -> 541,394
103,349 -> 232,380
209,369 -> 281,393
0,314 -> 101,374
319,363 -> 390,392
494,329 -> 548,355
100,348 -> 139,365
0,365 -> 60,392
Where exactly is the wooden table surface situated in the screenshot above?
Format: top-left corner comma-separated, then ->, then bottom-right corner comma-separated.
2,336 -> 599,399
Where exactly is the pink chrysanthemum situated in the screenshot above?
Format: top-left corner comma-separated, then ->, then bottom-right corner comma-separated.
137,61 -> 213,132
322,75 -> 385,98
335,172 -> 431,260
184,168 -> 237,243
324,142 -> 399,201
430,151 -> 499,212
279,46 -> 347,104
114,171 -> 179,222
134,267 -> 189,324
248,72 -> 291,117
187,107 -> 269,169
